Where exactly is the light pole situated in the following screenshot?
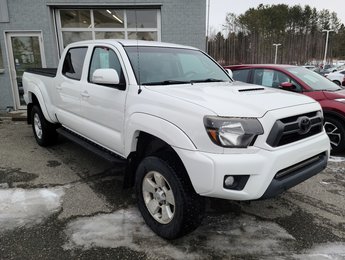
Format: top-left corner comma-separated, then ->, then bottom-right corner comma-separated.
322,29 -> 334,69
273,43 -> 281,64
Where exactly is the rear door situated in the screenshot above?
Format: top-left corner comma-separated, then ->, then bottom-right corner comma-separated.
55,46 -> 88,132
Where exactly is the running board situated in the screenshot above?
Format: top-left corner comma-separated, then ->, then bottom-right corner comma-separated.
56,128 -> 127,165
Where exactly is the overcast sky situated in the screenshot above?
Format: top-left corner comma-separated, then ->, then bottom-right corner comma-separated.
208,0 -> 345,33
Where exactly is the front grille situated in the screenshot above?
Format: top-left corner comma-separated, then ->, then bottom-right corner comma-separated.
267,111 -> 323,147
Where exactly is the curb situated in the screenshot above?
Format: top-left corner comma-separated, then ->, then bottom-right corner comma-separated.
0,112 -> 27,122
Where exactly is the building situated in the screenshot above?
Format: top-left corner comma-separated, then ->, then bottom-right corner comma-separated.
0,0 -> 206,111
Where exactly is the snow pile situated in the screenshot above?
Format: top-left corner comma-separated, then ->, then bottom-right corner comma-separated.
63,207 -> 295,258
0,188 -> 64,232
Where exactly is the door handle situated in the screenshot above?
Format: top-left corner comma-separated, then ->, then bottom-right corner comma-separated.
81,91 -> 90,98
56,85 -> 62,90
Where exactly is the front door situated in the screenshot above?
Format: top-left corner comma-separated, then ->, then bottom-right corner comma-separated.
82,45 -> 127,155
6,32 -> 46,110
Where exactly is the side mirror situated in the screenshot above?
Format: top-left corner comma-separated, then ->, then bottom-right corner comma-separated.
280,82 -> 296,90
92,68 -> 120,85
226,69 -> 233,79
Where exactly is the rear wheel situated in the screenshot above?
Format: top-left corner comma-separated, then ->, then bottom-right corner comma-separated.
135,154 -> 205,239
324,117 -> 345,153
31,105 -> 58,146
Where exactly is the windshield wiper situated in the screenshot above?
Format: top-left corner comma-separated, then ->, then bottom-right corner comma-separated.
190,78 -> 227,83
143,80 -> 190,86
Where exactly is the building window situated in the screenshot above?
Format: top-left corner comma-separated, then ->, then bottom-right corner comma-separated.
57,9 -> 161,50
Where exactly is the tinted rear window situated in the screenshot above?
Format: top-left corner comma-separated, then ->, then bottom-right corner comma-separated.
62,47 -> 88,80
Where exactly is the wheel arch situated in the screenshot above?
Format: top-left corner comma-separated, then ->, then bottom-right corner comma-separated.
323,109 -> 345,123
323,109 -> 345,152
25,77 -> 56,124
124,114 -> 196,190
124,113 -> 196,157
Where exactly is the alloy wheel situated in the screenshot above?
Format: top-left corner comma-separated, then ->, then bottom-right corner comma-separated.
142,171 -> 175,224
33,113 -> 43,139
324,121 -> 341,149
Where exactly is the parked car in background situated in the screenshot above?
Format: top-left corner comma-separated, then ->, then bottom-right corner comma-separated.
326,69 -> 345,86
302,65 -> 316,70
225,64 -> 345,152
313,67 -> 336,76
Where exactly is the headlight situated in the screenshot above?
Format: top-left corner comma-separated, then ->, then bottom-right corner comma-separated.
204,116 -> 264,148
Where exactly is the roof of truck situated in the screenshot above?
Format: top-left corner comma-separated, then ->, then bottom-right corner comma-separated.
67,39 -> 199,50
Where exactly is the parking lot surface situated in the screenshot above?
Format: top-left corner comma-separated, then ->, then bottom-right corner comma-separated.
0,120 -> 344,259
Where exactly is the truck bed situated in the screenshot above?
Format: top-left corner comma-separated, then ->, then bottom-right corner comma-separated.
26,68 -> 57,78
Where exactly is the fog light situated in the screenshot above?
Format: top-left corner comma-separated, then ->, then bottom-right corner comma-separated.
223,175 -> 250,190
224,176 -> 235,187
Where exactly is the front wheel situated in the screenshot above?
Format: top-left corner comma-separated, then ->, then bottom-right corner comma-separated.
324,117 -> 345,153
31,105 -> 58,146
135,155 -> 205,239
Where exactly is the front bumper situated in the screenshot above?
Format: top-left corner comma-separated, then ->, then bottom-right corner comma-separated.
174,132 -> 330,201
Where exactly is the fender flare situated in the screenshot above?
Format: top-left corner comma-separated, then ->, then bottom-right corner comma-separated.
323,109 -> 345,122
125,113 -> 196,157
25,80 -> 55,123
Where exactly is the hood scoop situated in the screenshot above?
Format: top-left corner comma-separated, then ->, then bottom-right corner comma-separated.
238,88 -> 265,92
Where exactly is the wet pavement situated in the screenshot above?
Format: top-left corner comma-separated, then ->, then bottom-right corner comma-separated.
0,120 -> 344,260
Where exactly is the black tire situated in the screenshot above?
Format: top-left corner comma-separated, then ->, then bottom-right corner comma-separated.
324,116 -> 345,153
333,80 -> 341,86
135,154 -> 205,239
31,105 -> 58,146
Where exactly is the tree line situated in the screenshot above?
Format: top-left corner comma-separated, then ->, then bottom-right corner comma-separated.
207,4 -> 345,66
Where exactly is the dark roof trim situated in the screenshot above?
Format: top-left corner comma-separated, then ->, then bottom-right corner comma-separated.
46,2 -> 162,8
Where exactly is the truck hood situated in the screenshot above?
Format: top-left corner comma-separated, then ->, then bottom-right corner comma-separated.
146,81 -> 316,117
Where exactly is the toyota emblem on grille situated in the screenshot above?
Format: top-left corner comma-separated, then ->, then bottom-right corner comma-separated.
298,116 -> 312,134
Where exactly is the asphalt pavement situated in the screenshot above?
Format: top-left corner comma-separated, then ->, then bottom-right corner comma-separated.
0,119 -> 344,260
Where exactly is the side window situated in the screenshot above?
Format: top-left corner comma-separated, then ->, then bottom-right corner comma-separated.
253,69 -> 302,91
253,69 -> 275,87
232,69 -> 250,82
62,47 -> 87,80
88,46 -> 125,85
274,70 -> 302,92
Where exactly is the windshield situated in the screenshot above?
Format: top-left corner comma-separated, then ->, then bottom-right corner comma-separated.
124,46 -> 231,85
286,67 -> 341,91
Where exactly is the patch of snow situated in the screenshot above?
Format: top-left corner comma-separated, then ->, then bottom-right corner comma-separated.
0,188 -> 64,232
294,242 -> 345,259
320,181 -> 330,185
63,207 -> 295,258
63,208 -> 200,259
329,156 -> 345,163
0,183 -> 9,189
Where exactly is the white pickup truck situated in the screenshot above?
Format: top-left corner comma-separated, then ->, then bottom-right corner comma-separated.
23,40 -> 330,239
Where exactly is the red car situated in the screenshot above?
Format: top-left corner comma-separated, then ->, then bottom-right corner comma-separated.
224,64 -> 345,152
